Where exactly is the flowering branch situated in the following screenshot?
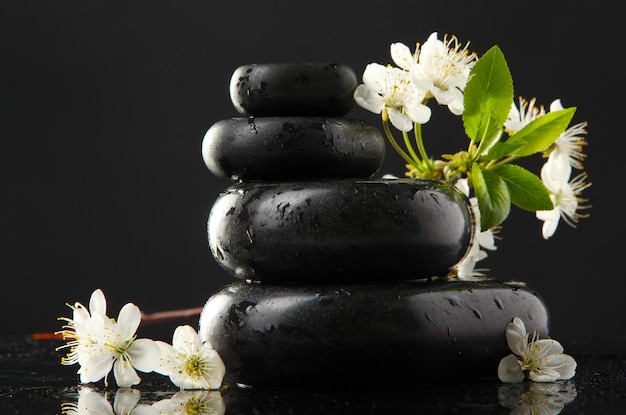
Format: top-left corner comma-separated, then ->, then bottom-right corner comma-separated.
55,289 -> 224,390
354,32 -> 591,278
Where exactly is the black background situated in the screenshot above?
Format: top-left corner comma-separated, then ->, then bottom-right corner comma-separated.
1,1 -> 621,343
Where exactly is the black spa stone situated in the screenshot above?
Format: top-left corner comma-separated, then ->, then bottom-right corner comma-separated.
201,117 -> 385,181
207,178 -> 473,283
198,279 -> 550,389
229,63 -> 358,116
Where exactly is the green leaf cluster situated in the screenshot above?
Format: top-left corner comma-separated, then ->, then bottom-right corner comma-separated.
461,46 -> 575,231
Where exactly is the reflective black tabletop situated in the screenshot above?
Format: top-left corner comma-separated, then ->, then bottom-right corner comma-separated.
1,336 -> 625,414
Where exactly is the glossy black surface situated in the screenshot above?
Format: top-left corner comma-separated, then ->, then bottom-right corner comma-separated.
229,63 -> 357,117
2,335 -> 626,414
201,117 -> 385,181
208,178 -> 473,283
198,279 -> 549,388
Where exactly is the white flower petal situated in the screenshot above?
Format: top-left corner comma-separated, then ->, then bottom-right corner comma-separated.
88,289 -> 107,316
454,178 -> 470,197
536,209 -> 560,240
113,358 -> 141,387
71,304 -> 91,329
529,367 -> 561,383
154,340 -> 178,376
353,84 -> 384,114
498,354 -> 524,383
535,339 -> 564,356
78,352 -> 114,384
550,99 -> 564,112
387,107 -> 413,132
117,303 -> 141,339
173,325 -> 203,353
200,348 -> 227,389
554,354 -> 577,380
403,100 -> 432,124
390,42 -> 416,70
541,153 -> 572,189
128,338 -> 160,373
505,318 -> 527,356
361,63 -> 388,92
447,97 -> 465,116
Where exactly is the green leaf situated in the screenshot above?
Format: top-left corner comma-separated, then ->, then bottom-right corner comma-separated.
463,46 -> 513,155
483,107 -> 576,161
493,164 -> 553,211
472,163 -> 511,231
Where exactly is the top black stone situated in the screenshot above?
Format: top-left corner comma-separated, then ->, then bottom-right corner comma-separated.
229,63 -> 358,117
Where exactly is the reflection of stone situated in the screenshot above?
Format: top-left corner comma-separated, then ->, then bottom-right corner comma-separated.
498,381 -> 577,415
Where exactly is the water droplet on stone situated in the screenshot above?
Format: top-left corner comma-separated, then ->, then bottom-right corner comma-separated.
235,266 -> 254,279
472,308 -> 482,319
246,227 -> 255,244
215,246 -> 224,261
446,295 -> 462,307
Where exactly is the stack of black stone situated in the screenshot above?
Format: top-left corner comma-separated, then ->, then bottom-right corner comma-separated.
198,63 -> 549,389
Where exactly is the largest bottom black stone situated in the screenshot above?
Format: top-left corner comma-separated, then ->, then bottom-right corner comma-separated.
198,279 -> 549,389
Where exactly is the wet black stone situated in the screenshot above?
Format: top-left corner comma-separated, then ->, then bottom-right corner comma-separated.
207,178 -> 473,283
198,279 -> 550,389
229,63 -> 358,116
201,117 -> 385,181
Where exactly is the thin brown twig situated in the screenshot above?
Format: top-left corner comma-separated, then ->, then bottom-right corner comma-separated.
30,307 -> 204,340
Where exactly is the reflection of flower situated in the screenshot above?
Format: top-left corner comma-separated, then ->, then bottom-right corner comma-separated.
57,289 -> 161,387
151,390 -> 226,415
155,325 -> 226,390
498,317 -> 576,383
498,380 -> 577,415
61,386 -> 158,415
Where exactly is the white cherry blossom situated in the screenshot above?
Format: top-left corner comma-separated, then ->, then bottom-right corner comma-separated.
498,317 -> 576,383
504,96 -> 545,134
56,288 -> 108,367
57,289 -> 161,387
353,63 -> 431,131
536,154 -> 591,239
548,99 -> 589,170
409,32 -> 477,115
155,325 -> 225,390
